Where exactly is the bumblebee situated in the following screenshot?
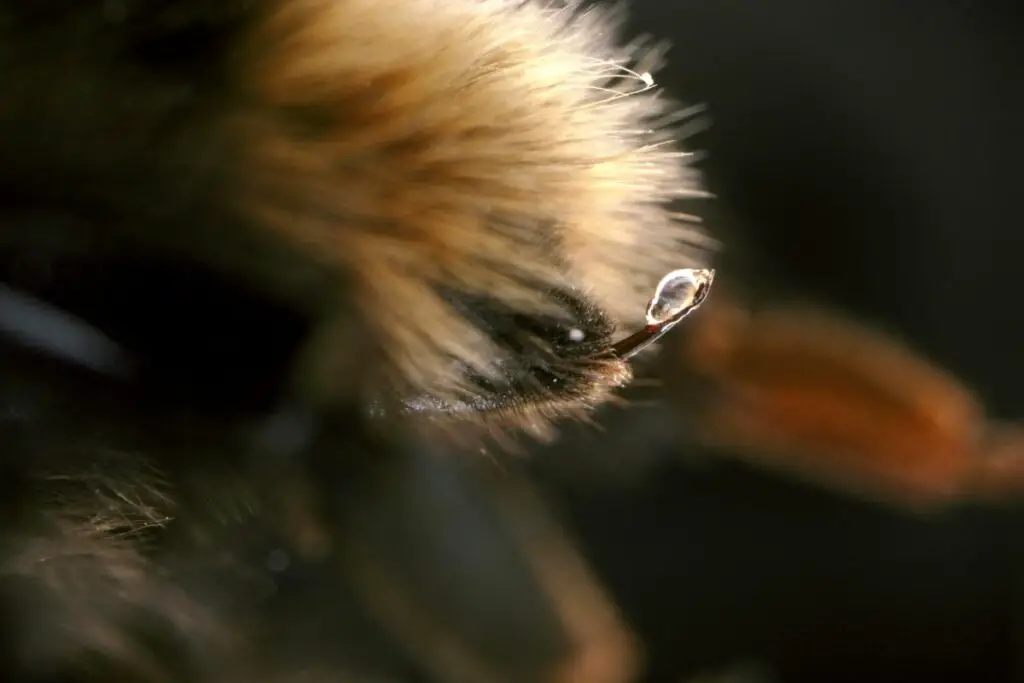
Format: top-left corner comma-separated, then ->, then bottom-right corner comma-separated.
0,2 -> 712,682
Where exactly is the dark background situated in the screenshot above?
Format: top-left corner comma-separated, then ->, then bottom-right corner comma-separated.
530,2 -> 1024,682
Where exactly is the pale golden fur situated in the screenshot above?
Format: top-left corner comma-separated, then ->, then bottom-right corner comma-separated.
234,0 -> 709,406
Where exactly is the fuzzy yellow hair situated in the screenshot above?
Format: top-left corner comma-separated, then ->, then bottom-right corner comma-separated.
229,0 -> 710,419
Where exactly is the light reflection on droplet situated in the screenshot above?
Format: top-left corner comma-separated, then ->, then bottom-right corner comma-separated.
645,268 -> 715,328
609,268 -> 715,360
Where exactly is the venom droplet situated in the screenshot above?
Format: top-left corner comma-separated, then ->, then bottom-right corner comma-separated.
609,268 -> 716,360
646,268 -> 716,328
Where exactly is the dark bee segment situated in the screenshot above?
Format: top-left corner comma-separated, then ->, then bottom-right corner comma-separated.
398,286 -> 632,419
386,269 -> 716,427
0,211 -> 314,420
297,413 -> 636,683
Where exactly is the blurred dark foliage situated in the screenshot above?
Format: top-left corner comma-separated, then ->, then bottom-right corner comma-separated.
527,1 -> 1024,682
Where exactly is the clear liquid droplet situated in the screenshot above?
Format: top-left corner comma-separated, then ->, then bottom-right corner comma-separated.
609,268 -> 715,360
645,268 -> 715,327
